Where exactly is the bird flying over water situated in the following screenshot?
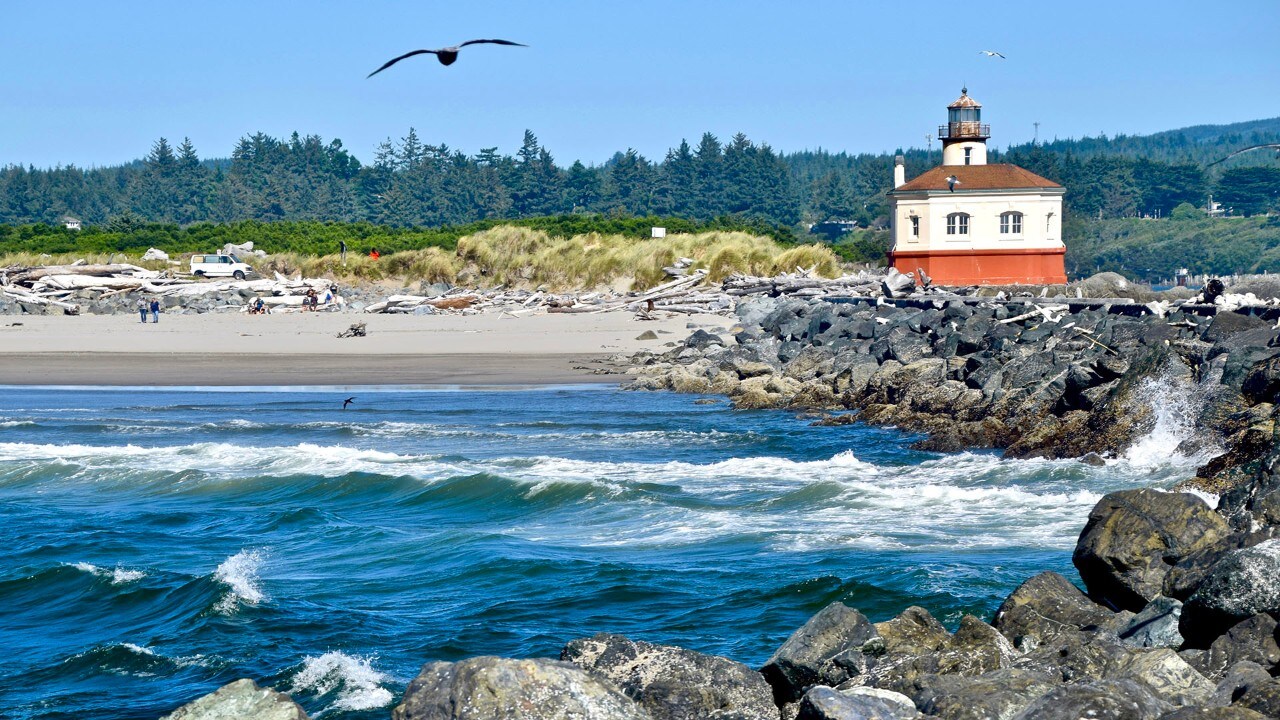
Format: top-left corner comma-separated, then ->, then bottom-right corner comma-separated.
367,39 -> 528,77
343,397 -> 356,410
978,50 -> 1006,59
1207,143 -> 1280,166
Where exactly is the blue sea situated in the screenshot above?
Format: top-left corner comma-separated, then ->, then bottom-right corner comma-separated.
0,385 -> 1202,718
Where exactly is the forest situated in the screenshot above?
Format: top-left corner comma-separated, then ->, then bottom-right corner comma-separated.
1,118 -> 1278,277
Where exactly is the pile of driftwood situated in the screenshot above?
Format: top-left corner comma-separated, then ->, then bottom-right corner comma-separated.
0,261 -> 340,314
362,267 -> 907,319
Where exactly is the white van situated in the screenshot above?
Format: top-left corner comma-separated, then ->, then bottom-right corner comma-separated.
190,254 -> 255,280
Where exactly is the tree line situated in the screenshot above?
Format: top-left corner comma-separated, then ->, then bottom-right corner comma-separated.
1,122 -> 1277,235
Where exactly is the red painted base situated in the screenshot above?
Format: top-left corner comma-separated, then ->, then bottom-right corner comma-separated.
889,247 -> 1067,286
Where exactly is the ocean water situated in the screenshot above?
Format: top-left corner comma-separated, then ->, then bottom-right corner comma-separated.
0,384 -> 1205,719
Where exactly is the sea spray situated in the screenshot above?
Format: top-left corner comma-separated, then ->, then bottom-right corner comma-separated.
213,549 -> 267,614
1121,364 -> 1218,468
290,652 -> 393,712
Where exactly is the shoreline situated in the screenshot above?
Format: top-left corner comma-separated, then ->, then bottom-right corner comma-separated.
0,311 -> 733,386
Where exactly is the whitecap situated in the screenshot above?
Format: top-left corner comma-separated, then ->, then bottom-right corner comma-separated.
213,549 -> 266,613
290,651 -> 394,712
66,562 -> 146,585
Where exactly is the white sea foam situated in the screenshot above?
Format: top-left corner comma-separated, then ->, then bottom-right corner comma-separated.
290,651 -> 393,712
67,562 -> 146,585
213,549 -> 266,614
1121,367 -> 1219,469
0,420 -> 36,428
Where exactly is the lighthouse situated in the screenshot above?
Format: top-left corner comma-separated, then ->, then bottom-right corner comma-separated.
887,89 -> 1067,286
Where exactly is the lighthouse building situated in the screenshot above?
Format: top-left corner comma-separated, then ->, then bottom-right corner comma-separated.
888,89 -> 1067,285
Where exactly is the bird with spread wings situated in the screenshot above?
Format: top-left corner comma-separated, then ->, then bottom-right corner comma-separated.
368,39 -> 527,77
979,50 -> 1006,59
1207,144 -> 1280,167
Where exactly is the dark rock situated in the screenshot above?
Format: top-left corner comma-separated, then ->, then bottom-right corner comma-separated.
1081,452 -> 1108,466
685,329 -> 725,350
1204,311 -> 1269,343
1158,707 -> 1268,719
1114,648 -> 1215,706
1119,596 -> 1184,649
1233,679 -> 1280,718
1011,678 -> 1172,720
1181,539 -> 1280,646
795,686 -> 916,720
1024,631 -> 1135,683
636,330 -> 659,341
1073,489 -> 1229,612
1201,614 -> 1280,678
913,667 -> 1058,720
993,571 -> 1116,646
160,679 -> 308,720
562,633 -> 777,720
761,603 -> 880,704
1212,660 -> 1274,706
873,606 -> 949,656
392,656 -> 648,720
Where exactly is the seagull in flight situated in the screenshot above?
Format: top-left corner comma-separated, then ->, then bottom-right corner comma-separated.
978,50 -> 1006,59
1208,143 -> 1280,166
367,39 -> 528,77
946,175 -> 962,191
342,396 -> 356,410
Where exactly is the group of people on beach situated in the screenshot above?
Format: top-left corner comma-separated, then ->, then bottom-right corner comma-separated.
136,296 -> 160,324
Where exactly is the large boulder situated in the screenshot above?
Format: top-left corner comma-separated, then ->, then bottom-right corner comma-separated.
912,667 -> 1058,720
1010,679 -> 1173,720
795,686 -> 916,720
993,571 -> 1117,647
761,603 -> 880,704
873,607 -> 950,656
392,657 -> 650,720
160,679 -> 308,720
1181,539 -> 1280,646
1073,490 -> 1229,612
562,633 -> 777,720
1115,648 -> 1215,707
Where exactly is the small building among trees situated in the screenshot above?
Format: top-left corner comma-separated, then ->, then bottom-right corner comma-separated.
888,89 -> 1067,285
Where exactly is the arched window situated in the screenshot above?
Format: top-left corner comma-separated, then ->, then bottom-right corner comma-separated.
1000,211 -> 1023,234
946,212 -> 969,235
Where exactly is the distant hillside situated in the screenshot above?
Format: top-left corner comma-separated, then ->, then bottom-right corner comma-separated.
996,117 -> 1280,169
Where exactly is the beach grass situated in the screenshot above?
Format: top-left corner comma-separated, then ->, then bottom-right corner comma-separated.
2,225 -> 840,291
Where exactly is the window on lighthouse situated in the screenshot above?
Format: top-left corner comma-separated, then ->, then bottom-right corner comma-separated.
964,147 -> 973,165
946,213 -> 969,235
1000,211 -> 1023,234
910,216 -> 920,237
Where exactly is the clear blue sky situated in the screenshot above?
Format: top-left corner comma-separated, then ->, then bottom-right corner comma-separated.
1,0 -> 1276,168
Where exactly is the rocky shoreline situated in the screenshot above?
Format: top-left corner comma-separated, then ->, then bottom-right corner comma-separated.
165,278 -> 1280,719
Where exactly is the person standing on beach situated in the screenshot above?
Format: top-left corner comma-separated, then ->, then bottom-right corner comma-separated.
137,296 -> 148,324
149,297 -> 160,323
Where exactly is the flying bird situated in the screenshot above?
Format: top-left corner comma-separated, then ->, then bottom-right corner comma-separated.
978,50 -> 1006,59
367,39 -> 528,77
342,396 -> 356,410
946,175 -> 962,191
1207,143 -> 1280,167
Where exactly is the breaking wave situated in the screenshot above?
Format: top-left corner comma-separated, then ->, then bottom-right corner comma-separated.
290,652 -> 394,712
213,550 -> 267,614
68,562 -> 147,585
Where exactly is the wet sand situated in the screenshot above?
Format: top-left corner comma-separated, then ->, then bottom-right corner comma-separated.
0,312 -> 733,386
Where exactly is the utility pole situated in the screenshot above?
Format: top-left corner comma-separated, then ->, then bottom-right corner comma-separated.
925,133 -> 933,158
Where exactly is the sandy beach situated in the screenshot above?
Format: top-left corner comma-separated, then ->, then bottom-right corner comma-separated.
0,311 -> 734,386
